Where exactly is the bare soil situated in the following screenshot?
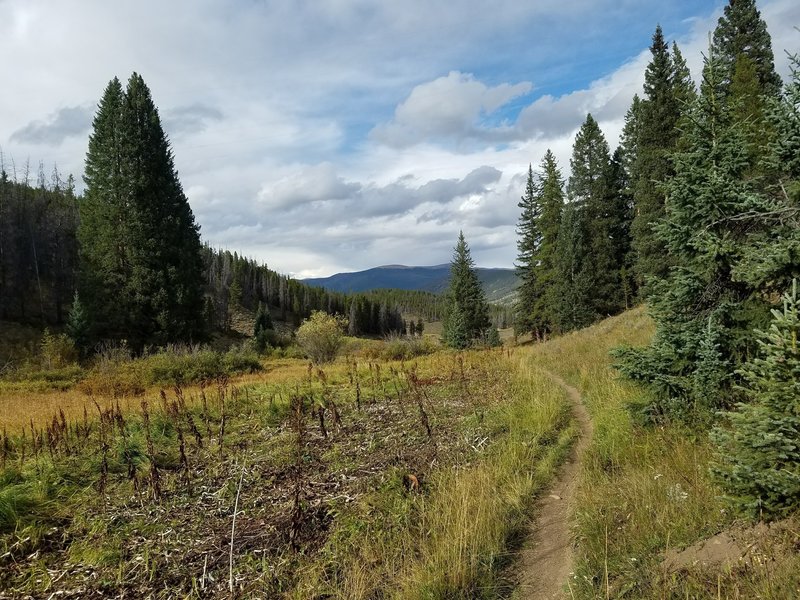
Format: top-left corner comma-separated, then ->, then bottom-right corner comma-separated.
516,370 -> 592,599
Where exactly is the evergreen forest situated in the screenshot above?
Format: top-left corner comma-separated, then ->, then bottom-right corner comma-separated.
0,1 -> 799,597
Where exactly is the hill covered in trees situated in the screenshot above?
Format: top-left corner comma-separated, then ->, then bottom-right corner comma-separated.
303,264 -> 519,303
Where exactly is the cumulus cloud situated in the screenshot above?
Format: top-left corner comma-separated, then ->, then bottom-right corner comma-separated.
371,71 -> 532,148
10,105 -> 93,145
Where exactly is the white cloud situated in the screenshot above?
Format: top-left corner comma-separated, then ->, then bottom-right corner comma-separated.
371,71 -> 532,148
1,0 -> 799,276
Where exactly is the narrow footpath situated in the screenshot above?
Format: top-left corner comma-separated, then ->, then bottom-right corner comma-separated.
517,370 -> 593,599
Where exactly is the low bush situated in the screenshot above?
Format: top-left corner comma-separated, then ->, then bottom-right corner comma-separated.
380,335 -> 438,361
79,344 -> 263,396
296,311 -> 348,364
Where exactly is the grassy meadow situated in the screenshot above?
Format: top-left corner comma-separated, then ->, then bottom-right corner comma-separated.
0,330 -> 574,598
2,308 -> 798,598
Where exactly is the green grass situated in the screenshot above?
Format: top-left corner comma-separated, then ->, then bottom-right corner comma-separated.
527,306 -> 800,599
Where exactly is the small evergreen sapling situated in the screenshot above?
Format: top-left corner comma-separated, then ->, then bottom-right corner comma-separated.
253,301 -> 275,352
66,291 -> 90,357
711,280 -> 800,519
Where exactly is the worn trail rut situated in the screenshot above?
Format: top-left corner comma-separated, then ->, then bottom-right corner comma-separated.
517,370 -> 592,599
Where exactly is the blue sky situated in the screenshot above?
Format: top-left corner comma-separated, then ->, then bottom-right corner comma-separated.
1,0 -> 798,276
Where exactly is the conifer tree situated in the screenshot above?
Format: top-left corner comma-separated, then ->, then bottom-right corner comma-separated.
532,150 -> 565,333
79,73 -> 205,349
615,46 -> 786,418
514,164 -> 541,337
79,77 -> 127,338
711,281 -> 800,518
442,231 -> 490,347
66,292 -> 90,357
631,26 -> 686,295
567,114 -> 625,320
712,0 -> 782,98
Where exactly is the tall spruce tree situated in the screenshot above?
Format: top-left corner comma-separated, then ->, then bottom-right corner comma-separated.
711,0 -> 782,98
567,114 -> 626,320
533,150 -> 565,334
631,26 -> 688,295
79,77 -> 127,339
442,231 -> 490,348
514,164 -> 541,337
79,73 -> 205,349
515,153 -> 565,338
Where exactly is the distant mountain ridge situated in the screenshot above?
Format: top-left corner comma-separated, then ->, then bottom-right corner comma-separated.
303,264 -> 519,304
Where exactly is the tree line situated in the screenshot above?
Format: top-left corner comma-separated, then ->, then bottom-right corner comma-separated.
0,161 -> 78,325
515,0 -> 799,518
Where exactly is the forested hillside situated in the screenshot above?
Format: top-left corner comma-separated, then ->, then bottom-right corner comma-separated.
303,264 -> 519,303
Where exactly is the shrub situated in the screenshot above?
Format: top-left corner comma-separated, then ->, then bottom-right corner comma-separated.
221,345 -> 262,374
40,329 -> 78,369
296,311 -> 348,364
79,343 -> 262,396
380,334 -> 438,361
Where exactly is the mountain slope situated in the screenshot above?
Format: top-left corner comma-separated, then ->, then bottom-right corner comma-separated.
303,264 -> 519,303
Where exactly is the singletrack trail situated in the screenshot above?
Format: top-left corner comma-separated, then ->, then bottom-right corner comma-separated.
517,370 -> 592,599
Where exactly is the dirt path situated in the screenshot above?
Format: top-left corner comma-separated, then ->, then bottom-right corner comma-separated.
516,370 -> 593,599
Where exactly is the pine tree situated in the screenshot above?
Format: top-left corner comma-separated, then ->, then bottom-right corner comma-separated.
631,27 -> 687,295
532,150 -> 565,333
79,77 -> 127,338
65,292 -> 90,356
514,164 -> 542,337
567,114 -> 625,320
442,231 -> 490,347
711,0 -> 782,98
711,281 -> 800,518
79,73 -> 205,349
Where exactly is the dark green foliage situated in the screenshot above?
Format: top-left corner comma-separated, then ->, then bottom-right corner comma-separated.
65,292 -> 90,356
562,114 -> 629,326
442,301 -> 470,349
514,164 -> 542,337
253,302 -> 275,352
615,44 -> 799,420
552,202 -> 593,332
630,28 -> 694,295
711,0 -> 782,98
515,152 -> 565,338
486,326 -> 502,348
0,162 -> 79,324
79,74 -> 205,349
442,232 -> 490,348
711,281 -> 800,518
534,151 -> 566,331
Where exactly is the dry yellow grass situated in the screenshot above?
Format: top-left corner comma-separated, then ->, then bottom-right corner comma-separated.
0,358 -> 311,432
